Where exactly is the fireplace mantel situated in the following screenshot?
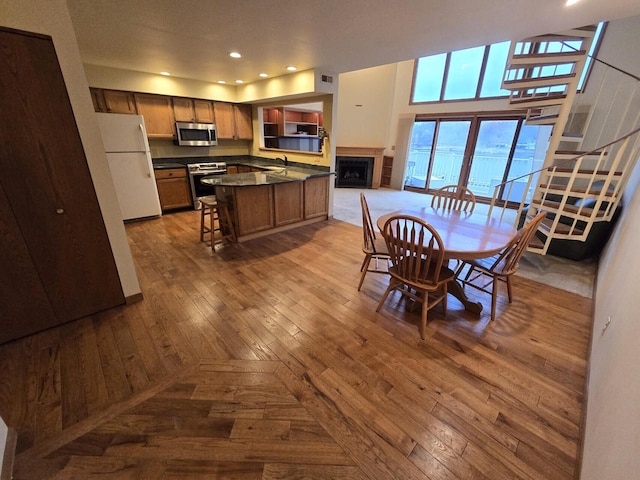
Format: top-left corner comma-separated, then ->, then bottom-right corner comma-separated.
336,147 -> 385,189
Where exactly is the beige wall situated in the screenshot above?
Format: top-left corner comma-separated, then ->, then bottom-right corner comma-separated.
84,64 -> 237,101
335,64 -> 396,148
3,0 -> 141,298
581,15 -> 640,480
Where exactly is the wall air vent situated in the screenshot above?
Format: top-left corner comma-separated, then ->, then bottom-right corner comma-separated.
321,74 -> 334,84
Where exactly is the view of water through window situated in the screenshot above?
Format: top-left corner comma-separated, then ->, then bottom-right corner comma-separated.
405,119 -> 550,201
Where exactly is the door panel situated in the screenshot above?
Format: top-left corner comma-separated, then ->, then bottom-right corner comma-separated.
0,28 -> 124,334
406,116 -> 547,204
0,182 -> 59,342
468,119 -> 518,198
428,121 -> 472,190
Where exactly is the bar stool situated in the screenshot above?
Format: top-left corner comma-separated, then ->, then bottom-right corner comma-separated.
199,195 -> 236,249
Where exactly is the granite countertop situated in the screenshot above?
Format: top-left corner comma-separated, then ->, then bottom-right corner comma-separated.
152,161 -> 186,170
152,155 -> 331,174
202,166 -> 332,187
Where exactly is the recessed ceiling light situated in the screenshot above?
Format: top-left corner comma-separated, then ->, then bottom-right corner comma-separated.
286,66 -> 297,71
259,73 -> 268,78
229,52 -> 242,58
217,80 -> 226,84
235,80 -> 244,84
566,0 -> 581,5
160,71 -> 171,76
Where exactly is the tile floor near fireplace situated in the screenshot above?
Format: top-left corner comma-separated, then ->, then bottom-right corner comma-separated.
335,156 -> 374,188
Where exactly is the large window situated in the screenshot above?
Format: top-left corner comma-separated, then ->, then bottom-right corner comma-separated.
412,42 -> 511,103
405,115 -> 550,203
412,23 -> 604,103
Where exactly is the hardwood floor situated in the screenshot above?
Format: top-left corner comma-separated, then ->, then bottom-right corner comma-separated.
0,210 -> 593,479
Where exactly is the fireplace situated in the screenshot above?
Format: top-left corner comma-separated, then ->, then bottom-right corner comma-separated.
335,156 -> 374,188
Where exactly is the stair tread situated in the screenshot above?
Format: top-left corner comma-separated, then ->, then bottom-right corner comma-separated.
560,132 -> 584,139
538,184 -> 616,197
550,168 -> 622,176
511,49 -> 587,59
503,73 -> 576,87
555,149 -> 606,155
510,94 -> 568,106
538,217 -> 585,236
530,198 -> 606,217
527,113 -> 559,123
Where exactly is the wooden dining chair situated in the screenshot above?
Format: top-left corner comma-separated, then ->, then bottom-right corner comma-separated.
431,184 -> 476,213
376,215 -> 456,339
456,211 -> 546,321
358,193 -> 391,290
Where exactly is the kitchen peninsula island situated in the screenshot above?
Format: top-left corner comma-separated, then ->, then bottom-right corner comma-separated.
201,164 -> 333,242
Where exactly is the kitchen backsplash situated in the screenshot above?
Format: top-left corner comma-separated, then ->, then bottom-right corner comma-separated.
149,139 -> 251,159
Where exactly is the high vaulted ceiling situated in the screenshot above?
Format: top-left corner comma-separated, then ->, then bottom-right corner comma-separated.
66,0 -> 640,85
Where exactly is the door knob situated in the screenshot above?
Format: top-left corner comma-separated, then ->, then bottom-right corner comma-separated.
56,208 -> 64,214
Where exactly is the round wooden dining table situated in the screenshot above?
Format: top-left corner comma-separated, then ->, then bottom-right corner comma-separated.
376,207 -> 518,314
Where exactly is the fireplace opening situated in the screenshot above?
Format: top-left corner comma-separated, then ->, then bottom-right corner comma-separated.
335,156 -> 374,188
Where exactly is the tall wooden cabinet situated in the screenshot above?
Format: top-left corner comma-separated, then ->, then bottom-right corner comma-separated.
214,102 -> 253,140
0,27 -> 125,344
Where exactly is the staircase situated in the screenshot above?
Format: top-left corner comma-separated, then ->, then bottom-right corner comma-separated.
491,25 -> 640,255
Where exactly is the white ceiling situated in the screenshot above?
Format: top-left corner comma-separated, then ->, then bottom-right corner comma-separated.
66,0 -> 640,85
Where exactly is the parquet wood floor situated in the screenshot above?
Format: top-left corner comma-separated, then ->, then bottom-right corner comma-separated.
0,211 -> 593,479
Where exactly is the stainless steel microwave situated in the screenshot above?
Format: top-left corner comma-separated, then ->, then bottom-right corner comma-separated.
175,122 -> 217,146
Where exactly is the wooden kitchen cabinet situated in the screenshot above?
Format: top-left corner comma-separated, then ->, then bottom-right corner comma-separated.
173,98 -> 216,124
172,97 -> 195,122
274,182 -> 304,226
134,93 -> 175,138
233,185 -> 274,235
103,89 -> 137,114
90,87 -> 107,112
234,103 -> 253,139
154,168 -> 192,211
214,102 -> 253,140
304,175 -> 330,219
194,99 -> 215,123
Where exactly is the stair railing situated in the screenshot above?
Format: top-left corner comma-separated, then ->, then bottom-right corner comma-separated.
489,125 -> 640,230
492,34 -> 640,253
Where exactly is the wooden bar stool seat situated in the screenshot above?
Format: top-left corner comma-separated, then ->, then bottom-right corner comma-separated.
199,195 -> 236,248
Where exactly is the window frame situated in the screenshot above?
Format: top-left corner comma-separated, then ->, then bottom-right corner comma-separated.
410,23 -> 606,104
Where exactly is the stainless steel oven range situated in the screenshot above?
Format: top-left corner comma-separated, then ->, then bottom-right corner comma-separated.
187,162 -> 227,209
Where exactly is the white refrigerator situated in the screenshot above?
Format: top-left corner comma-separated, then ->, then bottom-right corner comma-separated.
96,113 -> 162,221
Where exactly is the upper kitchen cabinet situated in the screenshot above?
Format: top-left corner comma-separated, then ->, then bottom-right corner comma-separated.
134,93 -> 175,138
103,89 -> 137,114
194,99 -> 215,123
172,98 -> 215,123
90,87 -> 107,112
90,88 -> 137,114
172,97 -> 195,122
214,102 -> 253,140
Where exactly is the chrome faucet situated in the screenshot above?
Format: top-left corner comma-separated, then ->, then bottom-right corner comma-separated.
276,155 -> 288,166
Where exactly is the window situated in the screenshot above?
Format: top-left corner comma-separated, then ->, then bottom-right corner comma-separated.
411,23 -> 604,103
413,54 -> 446,102
412,42 -> 510,103
443,46 -> 484,100
405,115 -> 551,204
